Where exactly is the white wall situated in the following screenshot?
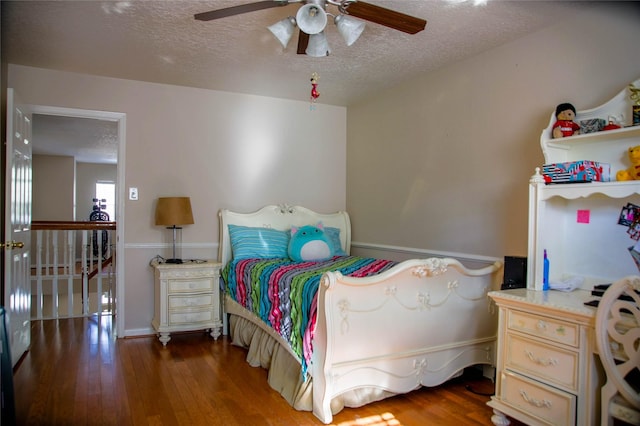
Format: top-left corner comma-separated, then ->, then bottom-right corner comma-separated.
33,149 -> 117,224
76,162 -> 117,221
347,2 -> 640,261
9,66 -> 347,335
32,154 -> 75,221
9,2 -> 640,334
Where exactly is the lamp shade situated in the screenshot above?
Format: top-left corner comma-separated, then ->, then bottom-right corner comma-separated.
296,3 -> 327,35
335,15 -> 365,46
306,32 -> 330,57
268,16 -> 296,48
155,197 -> 194,226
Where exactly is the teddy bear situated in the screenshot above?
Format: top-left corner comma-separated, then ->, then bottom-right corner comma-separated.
616,145 -> 640,181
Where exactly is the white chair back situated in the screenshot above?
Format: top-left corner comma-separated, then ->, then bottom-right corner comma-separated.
595,276 -> 640,426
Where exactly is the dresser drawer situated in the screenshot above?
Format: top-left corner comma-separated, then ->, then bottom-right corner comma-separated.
167,278 -> 214,294
169,293 -> 214,310
500,370 -> 576,425
169,309 -> 214,325
505,333 -> 579,392
507,309 -> 579,347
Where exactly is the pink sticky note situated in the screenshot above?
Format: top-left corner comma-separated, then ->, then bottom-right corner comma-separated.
577,210 -> 590,224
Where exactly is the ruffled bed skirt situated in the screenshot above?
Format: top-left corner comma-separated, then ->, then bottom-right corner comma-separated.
228,314 -> 394,416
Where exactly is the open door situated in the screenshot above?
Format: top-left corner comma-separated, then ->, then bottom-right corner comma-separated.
4,89 -> 32,367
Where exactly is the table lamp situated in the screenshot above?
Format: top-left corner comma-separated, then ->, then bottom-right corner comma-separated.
155,197 -> 194,264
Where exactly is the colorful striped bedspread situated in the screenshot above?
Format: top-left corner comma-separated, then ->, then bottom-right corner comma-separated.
221,256 -> 397,376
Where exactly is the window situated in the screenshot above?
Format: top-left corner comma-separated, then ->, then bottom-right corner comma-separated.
95,181 -> 116,221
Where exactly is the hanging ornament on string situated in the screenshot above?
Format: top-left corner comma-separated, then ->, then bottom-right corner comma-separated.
310,72 -> 320,110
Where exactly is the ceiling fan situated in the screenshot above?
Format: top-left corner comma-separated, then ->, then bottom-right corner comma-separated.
194,0 -> 427,57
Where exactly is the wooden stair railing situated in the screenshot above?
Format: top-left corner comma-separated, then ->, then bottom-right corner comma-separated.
31,221 -> 117,319
87,256 -> 114,280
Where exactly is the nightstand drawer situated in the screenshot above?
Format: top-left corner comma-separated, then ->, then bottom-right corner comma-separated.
169,309 -> 214,325
508,310 -> 579,347
169,294 -> 214,310
168,278 -> 214,294
500,370 -> 576,425
506,333 -> 579,391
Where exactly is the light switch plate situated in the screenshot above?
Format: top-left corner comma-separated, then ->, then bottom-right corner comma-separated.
129,187 -> 139,200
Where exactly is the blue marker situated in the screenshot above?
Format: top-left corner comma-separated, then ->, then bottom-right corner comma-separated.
543,250 -> 550,291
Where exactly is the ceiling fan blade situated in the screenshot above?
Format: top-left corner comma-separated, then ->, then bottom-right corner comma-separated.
297,31 -> 309,55
344,1 -> 426,34
194,1 -> 290,21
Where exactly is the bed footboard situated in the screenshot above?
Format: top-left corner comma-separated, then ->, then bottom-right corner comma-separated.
312,257 -> 502,424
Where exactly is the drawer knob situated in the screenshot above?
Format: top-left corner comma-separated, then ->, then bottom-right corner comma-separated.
536,320 -> 547,331
525,350 -> 559,367
520,390 -> 552,409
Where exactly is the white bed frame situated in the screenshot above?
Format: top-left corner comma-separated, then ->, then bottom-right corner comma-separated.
219,204 -> 503,424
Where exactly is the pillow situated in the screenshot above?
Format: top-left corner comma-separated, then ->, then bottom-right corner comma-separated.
228,224 -> 289,259
286,226 -> 347,256
324,227 -> 347,256
288,223 -> 334,262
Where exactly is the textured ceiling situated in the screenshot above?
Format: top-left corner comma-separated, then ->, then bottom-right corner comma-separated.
2,0 -> 593,162
2,0 -> 591,106
32,114 -> 119,164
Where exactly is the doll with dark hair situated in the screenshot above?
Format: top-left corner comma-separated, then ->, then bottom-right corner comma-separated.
552,102 -> 580,138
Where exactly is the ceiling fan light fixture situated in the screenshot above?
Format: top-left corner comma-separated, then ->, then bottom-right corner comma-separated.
296,3 -> 327,35
306,32 -> 330,57
334,14 -> 365,46
268,16 -> 297,48
196,1 -> 427,58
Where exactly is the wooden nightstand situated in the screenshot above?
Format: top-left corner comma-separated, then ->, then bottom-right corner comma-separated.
151,260 -> 222,346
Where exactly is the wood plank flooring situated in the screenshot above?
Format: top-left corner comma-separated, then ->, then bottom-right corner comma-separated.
13,315 -> 514,425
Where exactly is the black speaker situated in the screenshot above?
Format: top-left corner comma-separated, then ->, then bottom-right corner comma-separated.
501,256 -> 527,290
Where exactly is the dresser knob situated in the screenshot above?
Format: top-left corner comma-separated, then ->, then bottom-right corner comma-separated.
520,390 -> 552,409
525,349 -> 558,367
536,320 -> 547,331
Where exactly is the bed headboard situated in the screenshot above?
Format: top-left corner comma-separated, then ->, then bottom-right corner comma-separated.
218,204 -> 351,265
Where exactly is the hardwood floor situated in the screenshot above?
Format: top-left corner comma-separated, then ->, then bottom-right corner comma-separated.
13,316 -> 511,425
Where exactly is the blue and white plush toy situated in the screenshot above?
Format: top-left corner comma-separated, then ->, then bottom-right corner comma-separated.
288,222 -> 334,262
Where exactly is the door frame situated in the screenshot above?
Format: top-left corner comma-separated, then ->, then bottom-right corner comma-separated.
31,104 -> 126,337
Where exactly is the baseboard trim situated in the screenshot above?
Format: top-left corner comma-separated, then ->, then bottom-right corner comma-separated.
121,327 -> 155,338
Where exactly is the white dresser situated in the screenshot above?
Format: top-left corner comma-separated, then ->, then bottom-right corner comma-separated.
151,260 -> 222,346
488,289 -> 602,425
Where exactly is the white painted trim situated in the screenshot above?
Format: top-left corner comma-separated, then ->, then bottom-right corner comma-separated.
125,241 -> 497,263
351,241 -> 501,264
30,104 -> 127,338
124,242 -> 217,249
30,105 -> 123,122
121,327 -> 155,338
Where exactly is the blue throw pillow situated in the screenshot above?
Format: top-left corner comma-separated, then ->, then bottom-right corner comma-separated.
324,227 -> 347,256
228,224 -> 289,259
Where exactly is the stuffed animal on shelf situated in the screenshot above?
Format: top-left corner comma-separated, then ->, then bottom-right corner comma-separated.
603,116 -> 622,131
616,145 -> 640,181
552,103 -> 581,138
288,222 -> 333,262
